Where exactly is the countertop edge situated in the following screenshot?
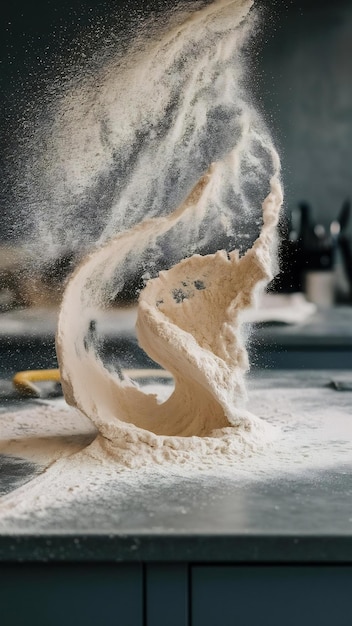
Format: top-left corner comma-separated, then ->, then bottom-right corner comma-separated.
1,533 -> 352,564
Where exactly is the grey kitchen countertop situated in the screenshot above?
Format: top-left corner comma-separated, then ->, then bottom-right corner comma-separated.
0,369 -> 351,563
0,305 -> 351,375
0,305 -> 352,346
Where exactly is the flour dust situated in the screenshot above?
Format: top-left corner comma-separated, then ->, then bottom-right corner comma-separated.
15,0 -> 275,265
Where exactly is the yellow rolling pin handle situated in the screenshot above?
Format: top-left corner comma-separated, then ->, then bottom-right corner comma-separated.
12,367 -> 173,398
13,369 -> 61,398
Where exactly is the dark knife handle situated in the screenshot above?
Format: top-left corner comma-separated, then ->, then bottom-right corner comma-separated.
339,235 -> 352,298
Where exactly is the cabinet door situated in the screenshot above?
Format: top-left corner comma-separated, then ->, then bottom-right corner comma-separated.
0,563 -> 143,626
145,564 -> 188,626
192,565 -> 352,626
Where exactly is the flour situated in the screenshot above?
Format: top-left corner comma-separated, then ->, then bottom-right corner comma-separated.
57,160 -> 281,455
17,0 -> 275,263
56,165 -> 282,464
54,0 -> 283,465
1,383 -> 352,529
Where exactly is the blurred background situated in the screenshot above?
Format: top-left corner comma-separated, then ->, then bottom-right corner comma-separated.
0,0 -> 352,308
0,0 -> 352,375
1,0 -> 352,305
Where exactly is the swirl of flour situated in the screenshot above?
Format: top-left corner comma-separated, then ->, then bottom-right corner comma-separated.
51,0 -> 284,466
56,150 -> 283,465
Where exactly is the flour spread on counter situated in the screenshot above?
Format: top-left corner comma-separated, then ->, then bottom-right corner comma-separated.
1,384 -> 352,529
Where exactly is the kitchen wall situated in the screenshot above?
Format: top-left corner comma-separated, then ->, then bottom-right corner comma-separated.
258,0 -> 352,231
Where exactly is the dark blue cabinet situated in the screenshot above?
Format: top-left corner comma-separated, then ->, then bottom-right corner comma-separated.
192,566 -> 352,626
3,562 -> 352,625
0,563 -> 143,626
145,564 -> 188,626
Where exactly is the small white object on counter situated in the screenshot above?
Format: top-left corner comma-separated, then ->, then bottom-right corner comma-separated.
242,292 -> 317,325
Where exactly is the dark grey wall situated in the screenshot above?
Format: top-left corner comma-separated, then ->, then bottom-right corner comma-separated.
259,0 -> 352,230
0,0 -> 172,242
